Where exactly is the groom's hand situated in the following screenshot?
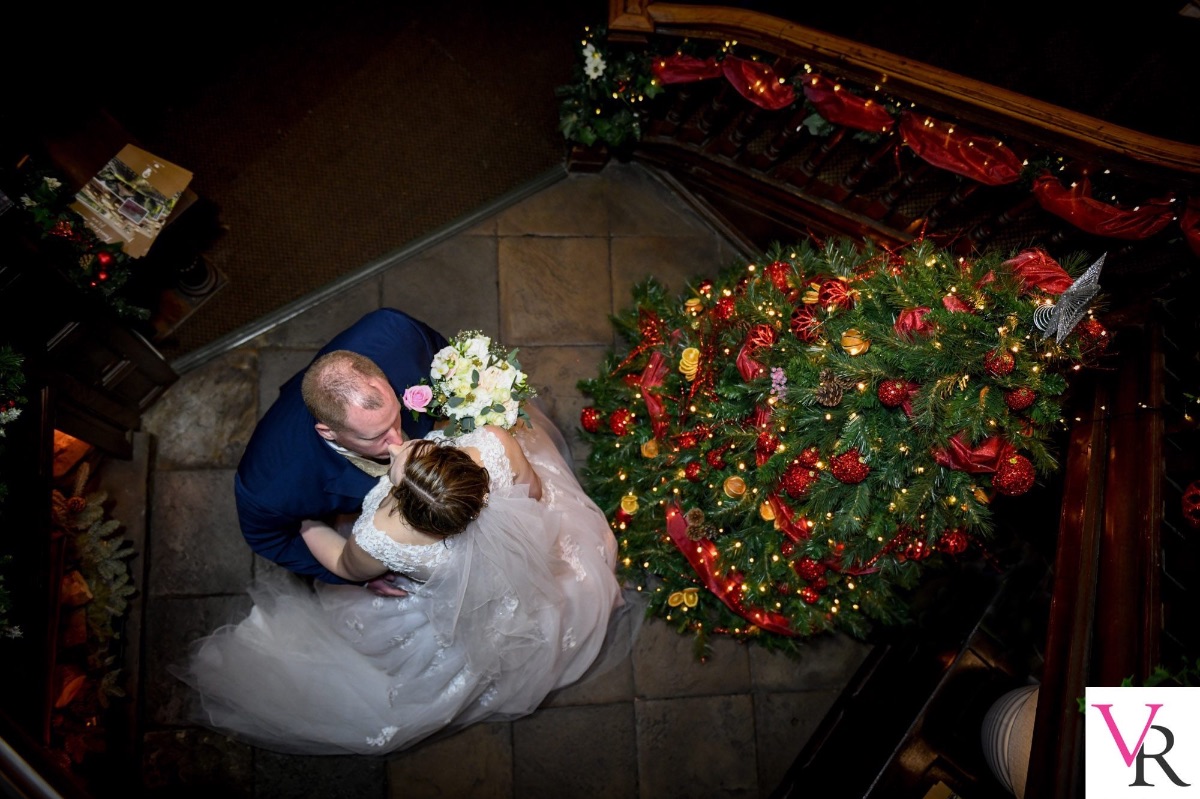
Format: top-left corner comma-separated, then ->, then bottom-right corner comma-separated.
366,572 -> 408,597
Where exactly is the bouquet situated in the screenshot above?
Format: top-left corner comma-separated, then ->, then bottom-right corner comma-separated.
403,331 -> 536,436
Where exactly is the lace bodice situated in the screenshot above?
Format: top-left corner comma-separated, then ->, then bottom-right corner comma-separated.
351,428 -> 514,579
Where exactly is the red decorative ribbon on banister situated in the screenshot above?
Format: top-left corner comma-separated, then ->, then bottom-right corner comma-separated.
1184,197 -> 1200,258
1032,171 -> 1177,240
736,323 -> 776,381
651,53 -> 796,111
637,351 -> 671,439
665,502 -> 794,635
898,112 -> 1022,186
800,74 -> 895,133
931,433 -> 1015,474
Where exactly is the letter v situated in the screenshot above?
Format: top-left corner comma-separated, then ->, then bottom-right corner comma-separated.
1092,704 -> 1162,767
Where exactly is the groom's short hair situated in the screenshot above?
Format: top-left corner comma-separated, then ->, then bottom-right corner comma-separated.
301,350 -> 390,430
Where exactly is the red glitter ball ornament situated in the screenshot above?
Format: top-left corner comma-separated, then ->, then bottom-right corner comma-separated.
904,538 -> 933,561
764,261 -> 792,292
613,508 -> 632,526
938,528 -> 969,555
780,540 -> 796,557
757,431 -> 780,462
811,576 -> 828,590
580,407 -> 603,433
713,296 -> 737,322
1076,317 -> 1110,352
698,279 -> 714,296
799,586 -> 821,605
706,447 -> 728,469
685,462 -> 703,482
1182,480 -> 1200,529
797,446 -> 821,468
609,408 -> 634,437
818,279 -> 853,310
984,349 -> 1015,376
1005,386 -> 1036,411
793,557 -> 825,581
790,306 -> 822,343
781,464 -> 818,498
830,449 -> 869,484
678,432 -> 699,449
994,454 -> 1036,496
877,379 -> 910,409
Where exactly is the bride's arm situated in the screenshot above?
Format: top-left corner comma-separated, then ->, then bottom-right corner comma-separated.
300,519 -> 389,582
484,425 -> 542,500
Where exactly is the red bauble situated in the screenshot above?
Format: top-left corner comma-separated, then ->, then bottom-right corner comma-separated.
818,279 -> 853,310
904,538 -> 932,561
938,528 -> 969,555
609,408 -> 634,437
799,586 -> 821,604
713,296 -> 737,322
830,450 -> 870,484
678,432 -> 699,449
797,446 -> 821,468
790,306 -> 822,343
706,447 -> 728,469
764,260 -> 792,292
96,251 -> 113,266
757,431 -> 780,461
780,540 -> 796,557
613,508 -> 632,526
877,379 -> 909,409
685,461 -> 703,482
581,407 -> 603,433
811,576 -> 828,590
993,454 -> 1036,496
698,279 -> 714,297
781,464 -> 818,498
1005,387 -> 1036,411
793,556 -> 825,581
1182,480 -> 1200,529
984,349 -> 1015,376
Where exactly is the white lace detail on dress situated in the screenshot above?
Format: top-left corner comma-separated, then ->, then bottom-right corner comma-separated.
557,534 -> 587,582
428,427 -> 515,495
352,476 -> 458,577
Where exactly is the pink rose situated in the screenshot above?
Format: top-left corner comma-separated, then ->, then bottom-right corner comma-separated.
402,384 -> 433,413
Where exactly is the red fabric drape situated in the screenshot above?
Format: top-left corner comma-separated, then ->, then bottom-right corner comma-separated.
898,112 -> 1022,186
665,503 -> 794,635
638,351 -> 671,439
1001,248 -> 1074,295
736,324 -> 776,381
894,306 -> 932,339
800,74 -> 894,132
650,54 -> 795,110
931,434 -> 1015,474
1032,172 -> 1177,240
767,493 -> 810,543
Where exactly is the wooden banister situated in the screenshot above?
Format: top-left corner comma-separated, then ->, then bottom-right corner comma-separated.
609,1 -> 1200,184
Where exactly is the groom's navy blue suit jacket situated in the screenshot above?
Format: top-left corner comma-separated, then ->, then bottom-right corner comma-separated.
234,308 -> 448,583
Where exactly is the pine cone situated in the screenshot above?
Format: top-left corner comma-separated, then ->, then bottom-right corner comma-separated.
816,370 -> 844,406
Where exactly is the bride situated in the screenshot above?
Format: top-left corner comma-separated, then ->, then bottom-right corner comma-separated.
173,403 -> 627,755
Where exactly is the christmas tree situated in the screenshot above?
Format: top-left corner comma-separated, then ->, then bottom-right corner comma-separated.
578,236 -> 1109,656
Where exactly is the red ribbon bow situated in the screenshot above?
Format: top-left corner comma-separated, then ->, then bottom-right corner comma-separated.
801,74 -> 894,133
1032,172 -> 1176,240
899,112 -> 1022,186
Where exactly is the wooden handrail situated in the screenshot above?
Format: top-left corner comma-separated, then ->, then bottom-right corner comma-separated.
609,1 -> 1200,183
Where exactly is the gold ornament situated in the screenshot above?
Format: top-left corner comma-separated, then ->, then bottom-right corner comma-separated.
668,587 -> 700,608
620,495 -> 639,514
841,328 -> 870,356
640,439 -> 660,458
684,298 -> 703,315
759,501 -> 776,521
679,347 -> 700,381
802,282 -> 821,305
723,475 -> 747,498
973,486 -> 992,505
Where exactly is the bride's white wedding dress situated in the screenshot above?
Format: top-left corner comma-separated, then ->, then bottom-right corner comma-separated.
173,405 -> 627,755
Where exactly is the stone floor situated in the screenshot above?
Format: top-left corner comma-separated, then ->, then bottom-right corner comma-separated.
133,162 -> 872,798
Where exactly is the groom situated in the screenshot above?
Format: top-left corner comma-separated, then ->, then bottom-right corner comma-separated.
234,307 -> 447,593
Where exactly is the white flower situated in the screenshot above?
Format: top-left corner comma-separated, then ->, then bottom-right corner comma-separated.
427,331 -> 535,434
19,195 -> 34,207
584,50 -> 606,80
43,176 -> 62,190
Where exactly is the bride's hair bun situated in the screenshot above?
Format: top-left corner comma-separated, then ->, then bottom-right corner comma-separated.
391,440 -> 490,536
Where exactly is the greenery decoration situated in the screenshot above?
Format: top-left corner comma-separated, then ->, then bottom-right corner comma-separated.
11,162 -> 150,321
578,236 -> 1107,657
556,25 -> 663,150
0,345 -> 25,638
